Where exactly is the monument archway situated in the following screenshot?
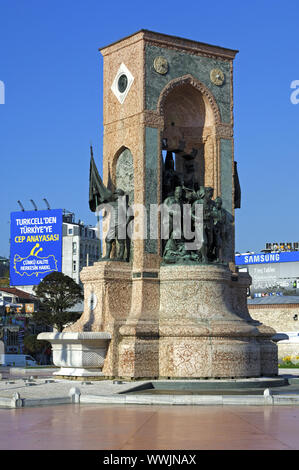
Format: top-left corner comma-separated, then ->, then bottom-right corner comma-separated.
158,75 -> 221,195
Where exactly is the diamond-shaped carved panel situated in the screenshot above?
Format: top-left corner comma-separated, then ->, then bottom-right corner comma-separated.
111,63 -> 134,104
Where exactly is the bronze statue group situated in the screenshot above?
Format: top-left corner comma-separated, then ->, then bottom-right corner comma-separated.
89,146 -> 227,265
162,185 -> 227,265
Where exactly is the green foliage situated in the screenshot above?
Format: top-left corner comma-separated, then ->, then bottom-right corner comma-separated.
33,272 -> 83,332
278,363 -> 299,369
0,268 -> 10,287
278,355 -> 299,368
23,334 -> 50,355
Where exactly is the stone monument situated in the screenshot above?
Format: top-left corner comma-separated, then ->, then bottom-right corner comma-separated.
40,30 -> 278,379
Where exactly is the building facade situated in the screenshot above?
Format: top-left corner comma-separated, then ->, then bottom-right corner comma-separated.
0,287 -> 39,354
61,211 -> 100,285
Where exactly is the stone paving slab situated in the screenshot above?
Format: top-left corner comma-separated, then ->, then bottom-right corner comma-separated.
0,378 -> 140,400
1,368 -> 299,408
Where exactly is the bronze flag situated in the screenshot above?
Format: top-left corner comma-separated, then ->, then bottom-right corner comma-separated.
89,146 -> 112,212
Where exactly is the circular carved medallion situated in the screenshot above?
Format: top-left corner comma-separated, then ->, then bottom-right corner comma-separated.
154,56 -> 168,75
210,68 -> 225,86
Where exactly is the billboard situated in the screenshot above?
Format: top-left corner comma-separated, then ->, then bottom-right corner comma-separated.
10,209 -> 63,286
236,251 -> 299,297
235,251 -> 299,266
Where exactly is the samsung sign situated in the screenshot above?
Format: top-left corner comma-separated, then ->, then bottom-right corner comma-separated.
235,251 -> 299,266
10,209 -> 63,286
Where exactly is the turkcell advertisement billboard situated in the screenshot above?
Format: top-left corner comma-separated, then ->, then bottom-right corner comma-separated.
10,209 -> 63,286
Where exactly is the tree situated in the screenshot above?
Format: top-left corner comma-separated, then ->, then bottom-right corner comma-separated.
23,334 -> 50,356
0,267 -> 9,287
33,272 -> 84,332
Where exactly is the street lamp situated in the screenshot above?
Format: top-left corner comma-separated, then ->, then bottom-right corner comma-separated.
30,199 -> 38,211
43,198 -> 51,210
17,200 -> 25,211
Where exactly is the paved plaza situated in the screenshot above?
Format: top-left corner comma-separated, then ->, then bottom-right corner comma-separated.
1,368 -> 299,450
2,403 -> 299,450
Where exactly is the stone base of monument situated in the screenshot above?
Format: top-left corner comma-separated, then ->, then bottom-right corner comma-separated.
37,332 -> 111,377
40,265 -> 278,380
118,265 -> 278,379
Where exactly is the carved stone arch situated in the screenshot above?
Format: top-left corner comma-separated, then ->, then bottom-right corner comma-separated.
112,146 -> 134,205
111,145 -> 128,179
157,74 -> 221,195
157,74 -> 221,125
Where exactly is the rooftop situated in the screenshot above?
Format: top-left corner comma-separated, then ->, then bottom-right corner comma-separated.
248,296 -> 299,305
0,287 -> 37,300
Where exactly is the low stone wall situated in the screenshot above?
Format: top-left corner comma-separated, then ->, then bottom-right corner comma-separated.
248,303 -> 299,360
248,304 -> 299,332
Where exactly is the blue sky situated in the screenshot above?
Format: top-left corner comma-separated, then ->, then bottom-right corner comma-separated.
1,0 -> 299,258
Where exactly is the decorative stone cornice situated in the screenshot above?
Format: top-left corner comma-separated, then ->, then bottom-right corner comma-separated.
103,111 -> 164,135
99,30 -> 238,62
142,30 -> 238,62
